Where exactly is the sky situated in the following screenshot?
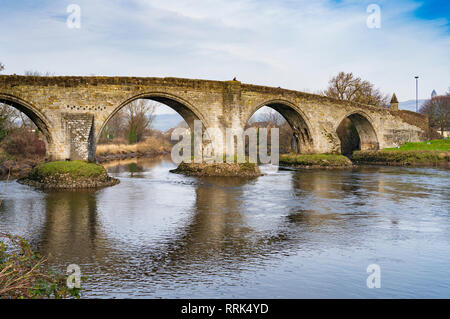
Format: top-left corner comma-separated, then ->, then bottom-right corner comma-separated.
0,0 -> 449,107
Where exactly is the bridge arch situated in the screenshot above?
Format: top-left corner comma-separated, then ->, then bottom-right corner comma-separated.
246,99 -> 314,154
97,92 -> 209,143
0,93 -> 53,145
335,111 -> 379,156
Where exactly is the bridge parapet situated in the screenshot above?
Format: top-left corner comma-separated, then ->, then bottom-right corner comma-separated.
0,75 -> 429,161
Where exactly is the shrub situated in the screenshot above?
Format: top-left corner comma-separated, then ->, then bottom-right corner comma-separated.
2,128 -> 46,158
0,116 -> 9,142
0,233 -> 82,299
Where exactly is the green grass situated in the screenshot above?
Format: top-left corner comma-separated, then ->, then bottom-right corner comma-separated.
354,139 -> 450,165
384,139 -> 450,151
280,154 -> 352,167
31,160 -> 106,178
353,150 -> 449,164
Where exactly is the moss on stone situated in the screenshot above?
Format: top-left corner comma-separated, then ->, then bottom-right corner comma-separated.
30,160 -> 105,178
279,153 -> 353,168
18,160 -> 119,189
170,161 -> 261,177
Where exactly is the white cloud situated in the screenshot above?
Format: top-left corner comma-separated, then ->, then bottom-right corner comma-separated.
0,0 -> 448,100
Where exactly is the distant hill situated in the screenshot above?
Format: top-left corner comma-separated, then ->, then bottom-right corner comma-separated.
151,113 -> 184,132
399,99 -> 427,112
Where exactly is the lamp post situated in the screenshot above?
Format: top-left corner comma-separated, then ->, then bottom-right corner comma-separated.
415,76 -> 419,112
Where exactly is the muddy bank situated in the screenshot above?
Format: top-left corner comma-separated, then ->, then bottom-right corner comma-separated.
170,162 -> 261,177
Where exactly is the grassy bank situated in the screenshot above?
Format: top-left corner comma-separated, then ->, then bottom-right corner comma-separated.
96,136 -> 171,162
19,161 -> 119,189
384,139 -> 450,151
353,150 -> 449,166
353,139 -> 450,166
280,153 -> 353,168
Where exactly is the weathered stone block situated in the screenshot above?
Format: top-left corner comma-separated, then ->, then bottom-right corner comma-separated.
0,75 -> 428,161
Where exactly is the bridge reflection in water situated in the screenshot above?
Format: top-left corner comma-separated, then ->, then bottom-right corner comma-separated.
1,156 -> 449,298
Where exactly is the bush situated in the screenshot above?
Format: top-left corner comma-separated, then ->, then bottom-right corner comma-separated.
0,116 -> 9,142
0,233 -> 82,299
2,128 -> 46,158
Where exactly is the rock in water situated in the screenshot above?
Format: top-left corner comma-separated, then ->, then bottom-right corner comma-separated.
17,160 -> 120,189
170,162 -> 261,178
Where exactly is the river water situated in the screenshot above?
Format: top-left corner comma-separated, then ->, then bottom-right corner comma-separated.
0,156 -> 449,298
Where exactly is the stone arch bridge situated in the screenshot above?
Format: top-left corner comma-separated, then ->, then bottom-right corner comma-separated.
0,75 -> 428,162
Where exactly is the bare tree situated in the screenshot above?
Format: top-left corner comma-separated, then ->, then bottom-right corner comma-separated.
24,70 -> 53,76
0,62 -> 4,73
0,103 -> 37,141
323,71 -> 389,107
101,110 -> 125,143
0,104 -> 20,128
262,110 -> 285,128
123,99 -> 156,144
0,103 -> 36,129
246,109 -> 294,154
419,93 -> 450,136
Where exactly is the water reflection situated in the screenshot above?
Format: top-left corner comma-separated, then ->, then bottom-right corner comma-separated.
37,190 -> 101,263
0,157 -> 449,298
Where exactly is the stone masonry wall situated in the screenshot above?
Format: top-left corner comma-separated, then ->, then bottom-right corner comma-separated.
0,75 -> 428,161
62,113 -> 95,162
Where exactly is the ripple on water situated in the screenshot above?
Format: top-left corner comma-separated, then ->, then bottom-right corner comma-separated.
1,158 -> 449,298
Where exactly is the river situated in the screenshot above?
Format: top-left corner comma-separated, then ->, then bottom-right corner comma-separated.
1,156 -> 449,298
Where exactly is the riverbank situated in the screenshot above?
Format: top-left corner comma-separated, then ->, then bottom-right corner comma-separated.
0,158 -> 43,180
0,233 -> 82,298
18,160 -> 120,189
384,139 -> 450,151
352,139 -> 450,167
170,161 -> 261,177
279,154 -> 354,168
0,129 -> 46,180
352,150 -> 450,166
96,137 -> 172,163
